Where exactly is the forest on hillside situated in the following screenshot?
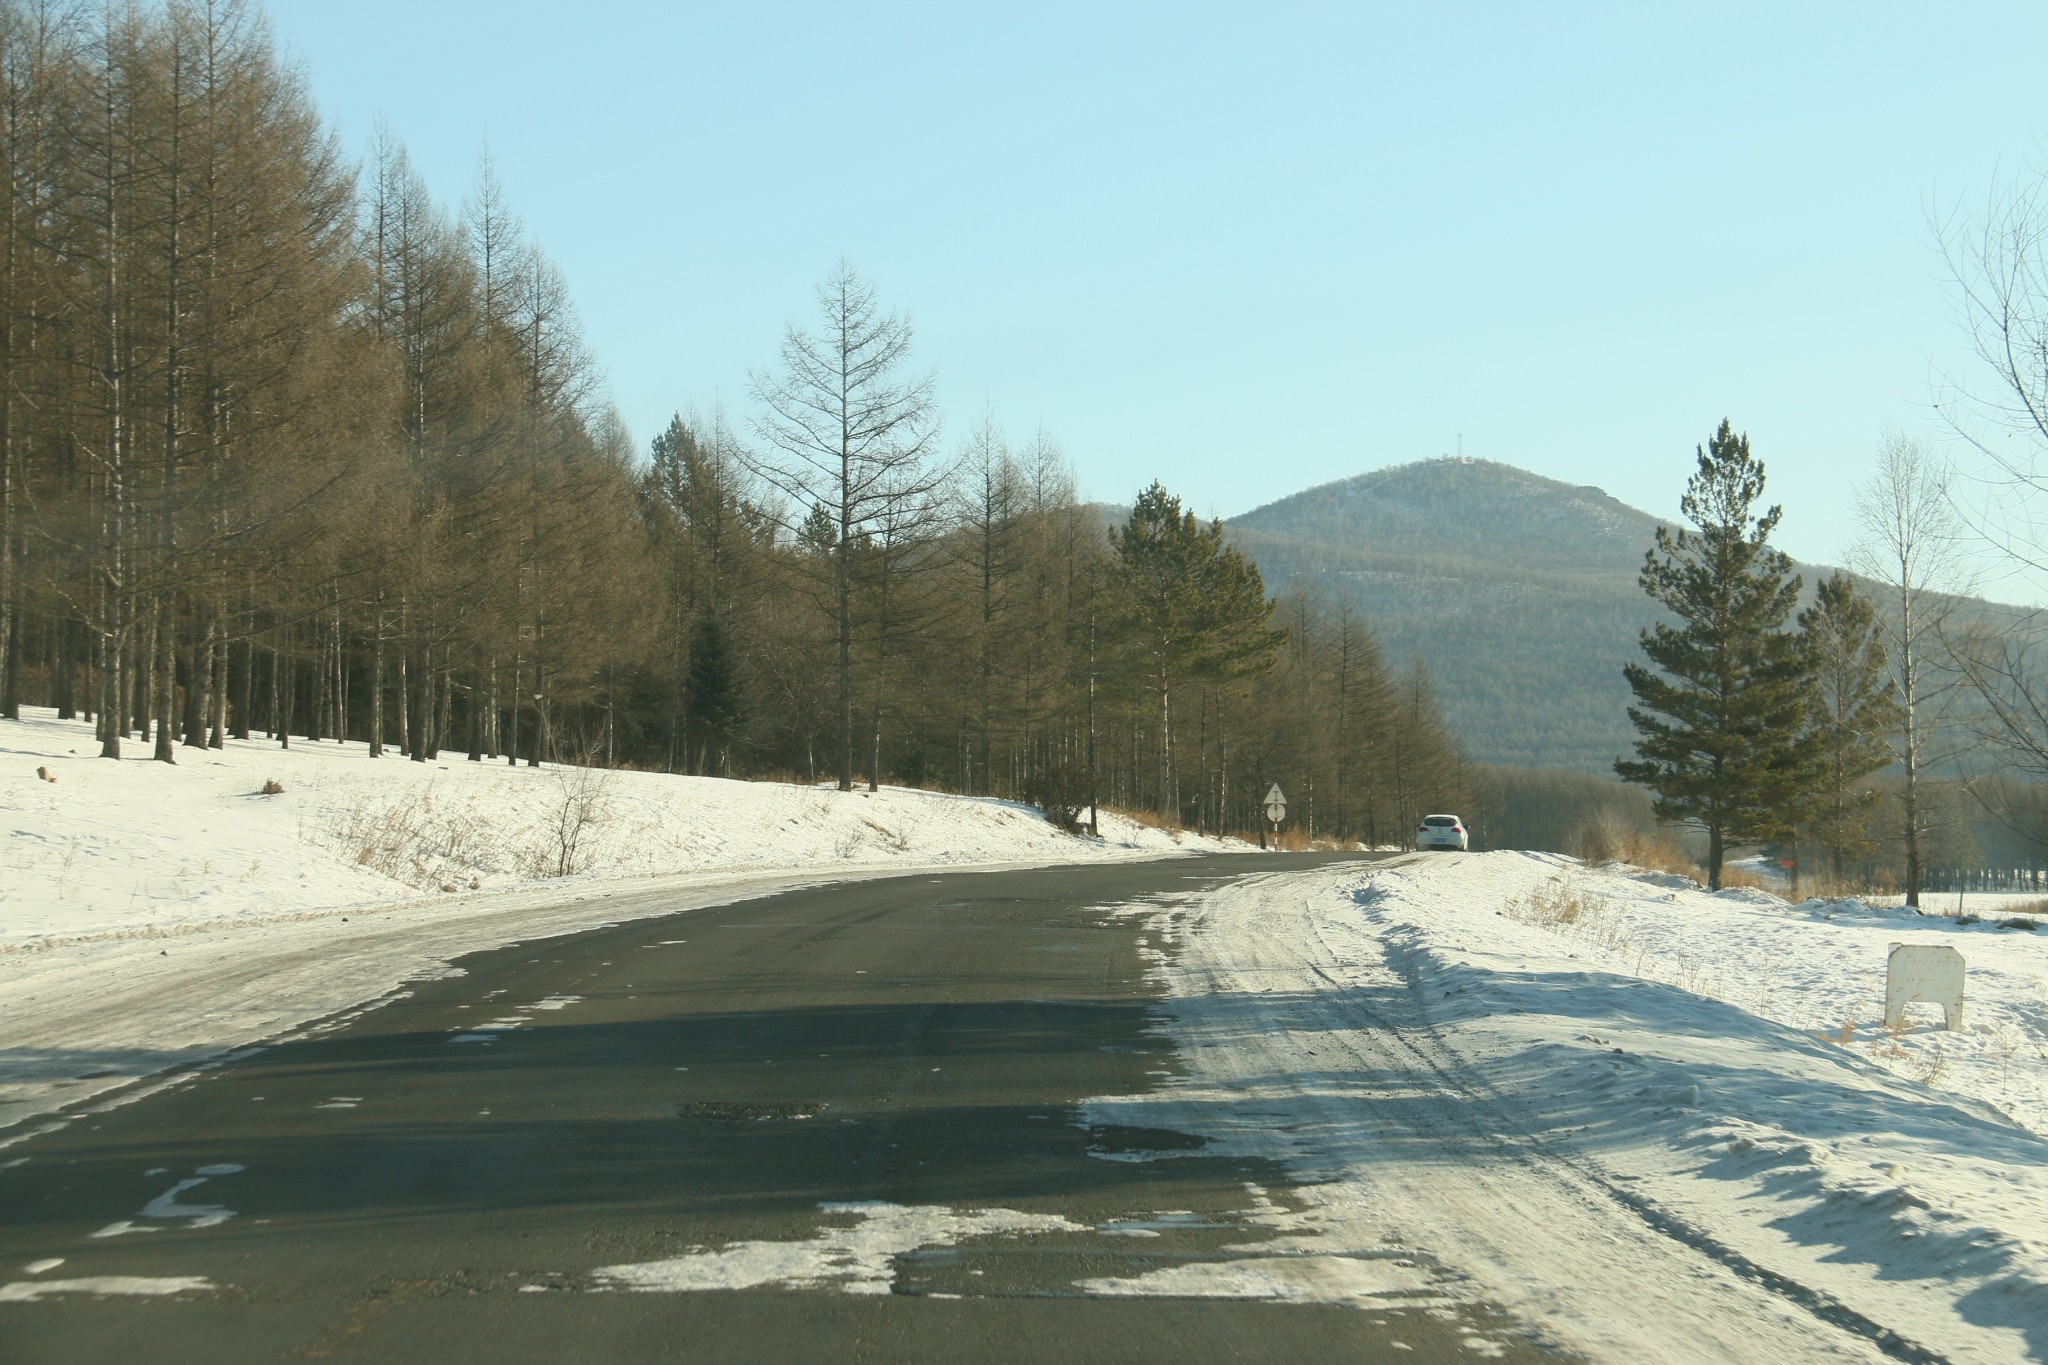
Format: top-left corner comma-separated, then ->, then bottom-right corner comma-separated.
0,1 -> 1471,846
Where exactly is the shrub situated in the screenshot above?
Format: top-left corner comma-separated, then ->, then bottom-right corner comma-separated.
259,779 -> 284,796
1025,760 -> 1092,834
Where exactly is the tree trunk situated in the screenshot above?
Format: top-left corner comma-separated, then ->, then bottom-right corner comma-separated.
232,632 -> 251,740
275,633 -> 290,750
1901,592 -> 1922,909
468,658 -> 484,761
1155,659 -> 1172,821
406,642 -> 427,762
433,650 -> 451,759
208,617 -> 227,746
368,601 -> 385,756
836,510 -> 853,792
55,616 -> 75,719
182,613 -> 211,748
150,597 -> 175,762
507,653 -> 521,766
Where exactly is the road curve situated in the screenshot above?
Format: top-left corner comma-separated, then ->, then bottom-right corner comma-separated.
0,853 -> 1558,1363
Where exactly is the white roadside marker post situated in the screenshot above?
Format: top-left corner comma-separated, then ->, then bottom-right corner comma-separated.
1884,943 -> 1965,1031
1263,783 -> 1287,852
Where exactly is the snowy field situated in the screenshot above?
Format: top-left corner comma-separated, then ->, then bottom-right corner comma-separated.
1086,853 -> 2048,1362
0,708 -> 1235,1134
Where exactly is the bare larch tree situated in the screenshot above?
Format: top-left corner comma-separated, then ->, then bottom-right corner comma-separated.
747,261 -> 939,791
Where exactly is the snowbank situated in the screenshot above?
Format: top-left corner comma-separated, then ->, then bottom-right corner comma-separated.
1526,854 -> 2048,1136
2,707 -> 1229,947
1086,853 -> 2048,1363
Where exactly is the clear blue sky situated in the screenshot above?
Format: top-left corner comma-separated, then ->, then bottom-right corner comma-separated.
263,0 -> 2048,583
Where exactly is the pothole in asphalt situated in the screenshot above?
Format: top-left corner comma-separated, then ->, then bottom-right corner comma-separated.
676,1101 -> 829,1122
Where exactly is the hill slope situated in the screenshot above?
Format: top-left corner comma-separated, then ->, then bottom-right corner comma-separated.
1226,458 -> 1694,772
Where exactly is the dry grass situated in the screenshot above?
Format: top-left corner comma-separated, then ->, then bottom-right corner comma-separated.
1911,1044 -> 1950,1086
322,789 -> 495,889
1616,830 -> 1695,879
1572,819 -> 1696,880
1797,871 -> 1882,901
1104,804 -> 1177,834
1715,865 -> 1774,892
1505,875 -> 1596,928
1867,1020 -> 1951,1085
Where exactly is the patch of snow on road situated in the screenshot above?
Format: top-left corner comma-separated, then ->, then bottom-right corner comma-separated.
137,1175 -> 235,1228
93,1164 -> 246,1237
595,1201 -> 1084,1294
0,1275 -> 213,1301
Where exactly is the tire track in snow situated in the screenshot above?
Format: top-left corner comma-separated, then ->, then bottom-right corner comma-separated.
1101,866 -> 1924,1364
1315,928 -> 1948,1365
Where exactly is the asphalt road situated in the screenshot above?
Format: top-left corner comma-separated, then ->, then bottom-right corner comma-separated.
0,853 -> 1560,1363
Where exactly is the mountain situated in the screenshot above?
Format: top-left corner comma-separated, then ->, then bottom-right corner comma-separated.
1224,458 -> 1715,773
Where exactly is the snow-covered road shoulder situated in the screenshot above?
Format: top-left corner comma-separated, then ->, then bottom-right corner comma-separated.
1088,853 -> 2048,1363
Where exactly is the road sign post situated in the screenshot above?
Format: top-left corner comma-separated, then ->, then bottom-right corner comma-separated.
1263,783 -> 1286,850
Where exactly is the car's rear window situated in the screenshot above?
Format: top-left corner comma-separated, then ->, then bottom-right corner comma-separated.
1424,815 -> 1459,827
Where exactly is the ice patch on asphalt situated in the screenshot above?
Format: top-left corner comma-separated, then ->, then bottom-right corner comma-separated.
0,1275 -> 213,1301
595,1202 -> 1084,1294
91,1165 -> 244,1236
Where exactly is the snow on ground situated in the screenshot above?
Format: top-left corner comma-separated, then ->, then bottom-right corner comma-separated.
18,701 -> 2047,1355
1,707 -> 1237,1136
1085,853 -> 2048,1363
1,707 -> 1224,945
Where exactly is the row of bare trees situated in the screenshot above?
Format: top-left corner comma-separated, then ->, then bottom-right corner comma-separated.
1,2 -> 1466,844
1,0 -> 639,775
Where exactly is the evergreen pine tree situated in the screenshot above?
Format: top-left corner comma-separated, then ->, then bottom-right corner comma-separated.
1798,573 -> 1901,883
684,610 -> 745,776
1110,482 -> 1287,819
1616,421 -> 1816,888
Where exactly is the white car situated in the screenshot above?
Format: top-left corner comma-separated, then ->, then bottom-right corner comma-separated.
1416,813 -> 1469,851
